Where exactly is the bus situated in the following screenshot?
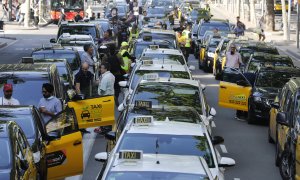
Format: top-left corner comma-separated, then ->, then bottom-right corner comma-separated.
51,0 -> 84,23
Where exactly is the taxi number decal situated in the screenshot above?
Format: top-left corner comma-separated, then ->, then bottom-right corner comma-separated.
229,94 -> 247,105
46,150 -> 67,168
80,104 -> 103,123
134,100 -> 152,109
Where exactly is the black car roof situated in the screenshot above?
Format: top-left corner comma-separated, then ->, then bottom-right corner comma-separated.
32,47 -> 77,54
258,67 -> 300,73
252,53 -> 291,60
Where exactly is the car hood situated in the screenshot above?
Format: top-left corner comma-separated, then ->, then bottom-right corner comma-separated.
0,169 -> 11,180
254,87 -> 280,99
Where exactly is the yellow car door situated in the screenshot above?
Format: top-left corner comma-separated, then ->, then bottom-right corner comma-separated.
218,68 -> 252,111
269,97 -> 279,141
200,47 -> 205,61
68,96 -> 115,129
277,123 -> 289,152
45,109 -> 83,180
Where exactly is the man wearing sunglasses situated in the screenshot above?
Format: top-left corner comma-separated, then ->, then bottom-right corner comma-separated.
0,84 -> 20,105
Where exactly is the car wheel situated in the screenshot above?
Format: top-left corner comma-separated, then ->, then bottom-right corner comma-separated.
268,126 -> 275,144
199,60 -> 203,69
279,149 -> 294,180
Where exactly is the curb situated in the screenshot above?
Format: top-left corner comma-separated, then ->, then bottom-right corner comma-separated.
0,42 -> 7,49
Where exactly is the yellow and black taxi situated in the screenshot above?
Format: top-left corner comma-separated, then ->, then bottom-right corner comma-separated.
0,106 -> 47,179
201,35 -> 222,72
244,52 -> 294,73
0,120 -> 37,179
95,115 -> 234,180
31,44 -> 81,73
194,19 -> 231,59
268,77 -> 300,179
274,0 -> 289,13
212,36 -> 231,80
0,63 -> 65,106
218,67 -> 300,124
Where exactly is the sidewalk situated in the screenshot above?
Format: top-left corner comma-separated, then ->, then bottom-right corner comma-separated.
211,4 -> 300,66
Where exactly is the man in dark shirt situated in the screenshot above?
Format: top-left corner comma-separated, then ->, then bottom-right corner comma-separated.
75,62 -> 94,98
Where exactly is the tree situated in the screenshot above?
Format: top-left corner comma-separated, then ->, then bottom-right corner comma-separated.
281,0 -> 288,39
265,0 -> 275,30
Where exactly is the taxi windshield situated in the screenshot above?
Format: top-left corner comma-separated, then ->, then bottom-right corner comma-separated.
199,24 -> 230,36
129,107 -> 201,124
60,26 -> 97,40
147,8 -> 166,15
130,70 -> 190,90
117,134 -> 214,168
133,82 -> 202,114
255,71 -> 300,88
106,171 -> 209,180
0,112 -> 36,141
0,139 -> 11,169
0,77 -> 49,107
141,54 -> 185,65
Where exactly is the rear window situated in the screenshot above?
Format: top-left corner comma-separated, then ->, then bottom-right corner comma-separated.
32,52 -> 79,71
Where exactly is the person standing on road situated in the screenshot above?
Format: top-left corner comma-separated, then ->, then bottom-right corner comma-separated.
75,63 -> 94,98
0,84 -> 20,105
258,15 -> 266,41
119,42 -> 134,74
95,62 -> 115,134
225,44 -> 243,69
81,44 -> 95,73
38,83 -> 62,124
236,16 -> 246,30
234,22 -> 245,37
18,2 -> 26,25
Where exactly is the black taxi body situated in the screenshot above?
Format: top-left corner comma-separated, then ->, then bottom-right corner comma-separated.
269,77 -> 300,179
244,53 -> 294,73
0,120 -> 37,180
213,37 -> 231,79
202,35 -> 222,72
138,29 -> 178,49
0,106 -> 47,179
219,67 -> 300,124
0,63 -> 65,106
31,44 -> 81,72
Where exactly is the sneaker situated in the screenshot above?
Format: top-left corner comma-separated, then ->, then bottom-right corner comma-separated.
235,116 -> 246,121
80,129 -> 91,134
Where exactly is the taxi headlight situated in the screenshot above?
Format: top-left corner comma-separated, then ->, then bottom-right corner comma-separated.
207,52 -> 214,58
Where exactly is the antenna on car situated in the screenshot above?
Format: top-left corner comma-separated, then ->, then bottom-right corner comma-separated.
155,138 -> 160,164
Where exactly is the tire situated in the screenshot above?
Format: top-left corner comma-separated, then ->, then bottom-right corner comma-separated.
268,126 -> 275,144
279,149 -> 295,180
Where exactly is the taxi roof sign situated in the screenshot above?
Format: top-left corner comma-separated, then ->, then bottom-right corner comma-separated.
119,150 -> 143,161
143,73 -> 159,81
149,45 -> 159,50
134,100 -> 152,109
227,33 -> 236,38
142,60 -> 154,65
133,116 -> 154,126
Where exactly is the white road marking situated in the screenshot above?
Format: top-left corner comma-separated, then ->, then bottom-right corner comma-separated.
205,84 -> 219,87
212,121 -> 216,128
193,74 -> 215,78
234,178 -> 241,180
220,144 -> 228,154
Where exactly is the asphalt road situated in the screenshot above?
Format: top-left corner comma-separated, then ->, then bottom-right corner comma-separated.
0,24 -> 283,180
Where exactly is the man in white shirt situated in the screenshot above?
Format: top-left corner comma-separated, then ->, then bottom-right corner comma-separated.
225,44 -> 243,69
81,44 -> 95,73
98,62 -> 115,96
0,84 -> 20,105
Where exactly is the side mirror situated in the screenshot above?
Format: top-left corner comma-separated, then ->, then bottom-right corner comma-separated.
20,159 -> 29,170
276,112 -> 289,126
271,102 -> 280,109
209,107 -> 216,117
118,103 -> 125,112
123,74 -> 129,80
189,65 -> 195,70
119,81 -> 129,88
95,152 -> 108,162
201,84 -> 206,91
218,157 -> 236,167
50,38 -> 56,43
131,62 -> 136,68
236,80 -> 249,87
193,33 -> 197,36
105,131 -> 116,141
212,136 -> 224,145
